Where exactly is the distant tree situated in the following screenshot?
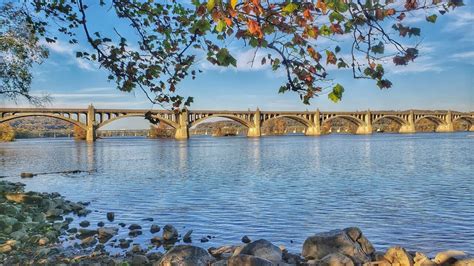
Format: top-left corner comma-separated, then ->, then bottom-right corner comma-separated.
264,118 -> 287,135
0,2 -> 50,105
73,125 -> 86,140
0,123 -> 15,142
149,123 -> 174,138
2,0 -> 464,108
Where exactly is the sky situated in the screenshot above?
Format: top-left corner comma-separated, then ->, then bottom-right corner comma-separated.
1,2 -> 473,129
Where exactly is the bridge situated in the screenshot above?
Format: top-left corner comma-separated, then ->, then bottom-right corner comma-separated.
1,105 -> 473,142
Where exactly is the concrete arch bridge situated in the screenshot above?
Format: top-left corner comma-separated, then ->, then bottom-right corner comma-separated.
1,105 -> 472,141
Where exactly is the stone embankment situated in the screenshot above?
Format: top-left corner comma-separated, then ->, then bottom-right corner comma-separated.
0,180 -> 472,265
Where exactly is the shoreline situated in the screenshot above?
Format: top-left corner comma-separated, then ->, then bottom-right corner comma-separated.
1,180 -> 472,265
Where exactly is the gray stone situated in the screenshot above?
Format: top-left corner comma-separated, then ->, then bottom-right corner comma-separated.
159,245 -> 212,266
228,254 -> 273,266
79,220 -> 90,227
131,254 -> 149,265
319,253 -> 355,266
235,239 -> 282,263
106,212 -> 114,222
150,224 -> 160,234
302,227 -> 374,263
162,224 -> 178,241
98,227 -> 118,243
242,235 -> 251,243
433,250 -> 468,265
128,224 -> 142,230
20,172 -> 34,178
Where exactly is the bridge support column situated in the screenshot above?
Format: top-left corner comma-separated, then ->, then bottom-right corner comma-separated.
174,109 -> 189,140
470,124 -> 474,132
399,110 -> 416,133
436,110 -> 454,133
305,109 -> 321,136
247,108 -> 261,137
86,104 -> 96,142
356,110 -> 373,135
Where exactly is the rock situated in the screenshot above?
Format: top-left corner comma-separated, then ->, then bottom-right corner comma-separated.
147,251 -> 163,262
209,246 -> 238,258
228,254 -> 273,266
129,229 -> 142,237
106,212 -> 114,222
150,224 -> 161,234
433,250 -> 468,265
67,228 -> 78,234
77,229 -> 98,239
414,252 -> 437,266
5,193 -> 42,204
81,236 -> 98,247
119,222 -> 126,227
128,224 -> 142,230
183,230 -> 193,243
235,239 -> 282,263
151,236 -> 162,247
159,245 -> 212,266
282,248 -> 303,265
20,172 -> 34,178
0,243 -> 12,253
98,227 -> 118,243
384,246 -> 414,266
79,220 -> 90,228
142,217 -> 154,221
319,253 -> 355,266
453,258 -> 474,266
201,237 -> 209,243
38,237 -> 49,246
131,254 -> 149,265
242,235 -> 251,243
302,227 -> 374,263
97,221 -> 104,227
119,239 -> 130,249
162,224 -> 178,241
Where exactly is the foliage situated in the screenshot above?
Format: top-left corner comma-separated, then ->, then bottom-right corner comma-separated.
264,118 -> 287,135
0,123 -> 15,142
149,124 -> 174,138
0,2 -> 50,105
73,125 -> 86,140
2,0 -> 464,108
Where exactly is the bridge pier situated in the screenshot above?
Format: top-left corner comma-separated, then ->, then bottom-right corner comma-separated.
435,110 -> 454,133
247,108 -> 261,137
470,124 -> 474,132
356,111 -> 373,135
174,109 -> 189,140
305,109 -> 321,136
399,110 -> 416,134
86,104 -> 96,142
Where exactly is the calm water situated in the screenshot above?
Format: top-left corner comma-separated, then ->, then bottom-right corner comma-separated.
0,133 -> 473,255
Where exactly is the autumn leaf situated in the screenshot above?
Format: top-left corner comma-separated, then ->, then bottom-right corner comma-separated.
282,3 -> 298,14
207,0 -> 215,11
426,14 -> 437,23
328,84 -> 344,102
247,19 -> 263,38
326,50 -> 337,65
229,0 -> 238,9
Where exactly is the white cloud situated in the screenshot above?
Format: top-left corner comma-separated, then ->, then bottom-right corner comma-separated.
450,51 -> 474,63
41,40 -> 97,71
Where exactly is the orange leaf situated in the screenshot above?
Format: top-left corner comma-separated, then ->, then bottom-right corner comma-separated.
224,17 -> 233,26
317,0 -> 327,14
303,8 -> 313,20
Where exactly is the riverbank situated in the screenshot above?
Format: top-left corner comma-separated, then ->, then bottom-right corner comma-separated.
0,181 -> 471,265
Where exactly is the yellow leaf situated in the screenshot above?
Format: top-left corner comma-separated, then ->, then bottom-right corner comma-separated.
207,0 -> 215,11
230,0 -> 238,9
282,3 -> 298,13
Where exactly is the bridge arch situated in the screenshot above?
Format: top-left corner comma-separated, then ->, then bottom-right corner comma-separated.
0,113 -> 87,130
415,115 -> 447,126
453,116 -> 473,125
372,115 -> 408,126
322,115 -> 365,127
190,114 -> 253,128
97,114 -> 179,129
262,115 -> 313,128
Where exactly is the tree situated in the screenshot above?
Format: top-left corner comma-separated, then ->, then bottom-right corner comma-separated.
0,123 -> 15,142
2,0 -> 464,108
0,2 -> 50,105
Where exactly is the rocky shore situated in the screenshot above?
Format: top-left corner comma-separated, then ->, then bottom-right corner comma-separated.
0,180 -> 472,265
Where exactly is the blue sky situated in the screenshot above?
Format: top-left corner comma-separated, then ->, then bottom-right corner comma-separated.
1,2 -> 473,129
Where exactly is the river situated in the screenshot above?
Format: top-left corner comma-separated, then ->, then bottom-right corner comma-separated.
0,133 -> 473,255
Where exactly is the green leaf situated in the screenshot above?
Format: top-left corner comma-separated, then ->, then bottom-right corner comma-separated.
335,46 -> 341,53
329,12 -> 344,23
328,84 -> 344,102
282,3 -> 298,14
371,41 -> 384,54
216,20 -> 226,32
426,14 -> 437,23
207,0 -> 215,11
216,48 -> 237,67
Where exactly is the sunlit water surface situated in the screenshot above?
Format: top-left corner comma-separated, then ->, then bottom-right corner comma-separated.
0,133 -> 473,255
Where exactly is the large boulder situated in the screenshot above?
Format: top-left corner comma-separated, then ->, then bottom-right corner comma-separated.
302,227 -> 374,263
414,252 -> 437,266
159,245 -> 213,266
319,253 -> 355,266
433,250 -> 469,265
97,227 -> 118,243
234,239 -> 282,263
384,246 -> 413,266
227,254 -> 273,266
